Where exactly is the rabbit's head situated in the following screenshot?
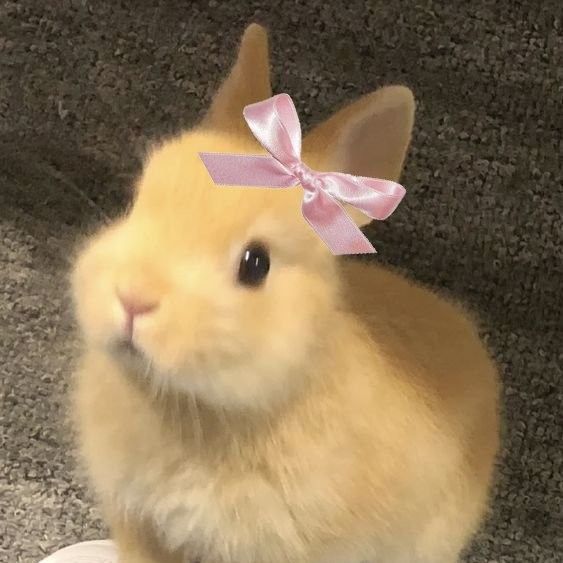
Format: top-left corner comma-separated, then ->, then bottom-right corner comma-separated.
72,24 -> 415,410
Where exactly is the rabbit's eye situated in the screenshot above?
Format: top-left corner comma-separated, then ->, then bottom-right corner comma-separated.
238,242 -> 270,287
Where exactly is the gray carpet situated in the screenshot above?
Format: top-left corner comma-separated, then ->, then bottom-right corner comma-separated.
1,1 -> 561,561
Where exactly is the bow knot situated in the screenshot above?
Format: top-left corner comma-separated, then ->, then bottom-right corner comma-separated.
289,162 -> 322,191
199,94 -> 406,255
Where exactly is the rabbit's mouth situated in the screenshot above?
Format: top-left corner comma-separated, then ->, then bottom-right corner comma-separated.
116,337 -> 139,356
109,336 -> 159,379
110,335 -> 146,363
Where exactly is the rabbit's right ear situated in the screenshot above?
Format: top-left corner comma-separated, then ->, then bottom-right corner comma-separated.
201,24 -> 272,134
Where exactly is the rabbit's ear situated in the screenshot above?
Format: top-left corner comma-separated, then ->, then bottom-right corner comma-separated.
303,86 -> 415,227
202,24 -> 272,133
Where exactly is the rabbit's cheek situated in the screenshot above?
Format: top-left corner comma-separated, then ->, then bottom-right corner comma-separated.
134,322 -> 181,373
127,303 -> 199,373
74,270 -> 118,349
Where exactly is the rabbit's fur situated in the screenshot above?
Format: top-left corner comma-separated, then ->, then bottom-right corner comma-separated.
71,24 -> 500,563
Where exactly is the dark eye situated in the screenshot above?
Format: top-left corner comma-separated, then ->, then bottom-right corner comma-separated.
238,242 -> 270,287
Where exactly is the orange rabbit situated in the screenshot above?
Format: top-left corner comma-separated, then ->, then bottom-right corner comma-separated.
71,24 -> 500,563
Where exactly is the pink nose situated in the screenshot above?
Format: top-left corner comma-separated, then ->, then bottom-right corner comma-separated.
119,294 -> 158,317
117,292 -> 158,339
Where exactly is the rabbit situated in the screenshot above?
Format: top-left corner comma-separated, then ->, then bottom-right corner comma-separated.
70,23 -> 500,563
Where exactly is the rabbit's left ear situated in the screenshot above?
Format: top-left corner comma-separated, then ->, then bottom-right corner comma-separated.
303,86 -> 415,227
202,23 -> 272,133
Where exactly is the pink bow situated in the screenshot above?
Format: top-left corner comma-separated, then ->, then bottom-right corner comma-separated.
199,93 -> 406,255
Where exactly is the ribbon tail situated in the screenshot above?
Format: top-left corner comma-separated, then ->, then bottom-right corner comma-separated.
302,189 -> 377,255
199,153 -> 298,188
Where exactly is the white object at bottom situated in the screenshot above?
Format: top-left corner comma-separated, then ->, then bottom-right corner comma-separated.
38,540 -> 117,563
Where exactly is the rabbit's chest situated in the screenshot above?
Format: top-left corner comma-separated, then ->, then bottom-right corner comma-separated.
76,367 -> 302,558
78,359 -> 350,560
88,409 -> 300,556
113,450 -> 304,559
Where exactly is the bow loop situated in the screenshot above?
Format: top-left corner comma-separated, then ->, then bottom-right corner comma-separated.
199,93 -> 406,255
243,93 -> 302,165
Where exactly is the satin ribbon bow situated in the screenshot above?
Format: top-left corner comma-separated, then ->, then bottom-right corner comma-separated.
199,93 -> 406,255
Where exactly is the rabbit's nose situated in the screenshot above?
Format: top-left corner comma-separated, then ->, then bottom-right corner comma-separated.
118,293 -> 158,317
117,291 -> 158,339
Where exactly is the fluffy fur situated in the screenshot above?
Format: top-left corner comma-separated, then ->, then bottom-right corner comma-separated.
70,24 -> 500,563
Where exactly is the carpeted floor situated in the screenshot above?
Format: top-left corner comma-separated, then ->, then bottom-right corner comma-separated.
0,1 -> 561,561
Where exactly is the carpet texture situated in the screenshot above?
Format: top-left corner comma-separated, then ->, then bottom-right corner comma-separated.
0,1 -> 561,561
